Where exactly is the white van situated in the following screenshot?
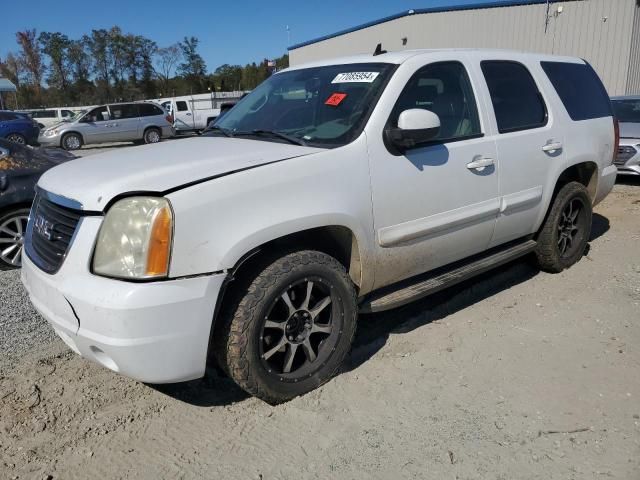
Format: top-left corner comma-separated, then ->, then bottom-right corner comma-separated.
21,108 -> 81,129
22,49 -> 617,404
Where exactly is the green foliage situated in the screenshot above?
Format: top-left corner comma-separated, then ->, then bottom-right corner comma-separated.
0,26 -> 290,109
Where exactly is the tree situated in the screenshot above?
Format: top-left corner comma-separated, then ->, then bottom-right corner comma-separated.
39,32 -> 72,99
154,44 -> 181,95
87,29 -> 111,100
178,36 -> 207,92
16,29 -> 45,101
214,64 -> 242,91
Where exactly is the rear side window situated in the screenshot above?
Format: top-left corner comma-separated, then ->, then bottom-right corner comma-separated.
110,104 -> 139,120
176,101 -> 188,112
541,61 -> 611,121
139,103 -> 164,117
0,112 -> 19,121
481,61 -> 547,133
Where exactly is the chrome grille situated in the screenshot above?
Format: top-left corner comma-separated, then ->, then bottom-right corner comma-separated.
615,145 -> 637,166
25,193 -> 83,273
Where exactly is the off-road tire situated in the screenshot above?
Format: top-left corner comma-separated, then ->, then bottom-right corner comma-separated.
213,250 -> 358,404
535,181 -> 592,273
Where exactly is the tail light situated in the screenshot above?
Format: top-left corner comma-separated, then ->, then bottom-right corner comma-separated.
165,114 -> 174,124
612,117 -> 620,165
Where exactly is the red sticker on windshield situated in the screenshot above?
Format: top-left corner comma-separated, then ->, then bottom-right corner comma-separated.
325,92 -> 347,107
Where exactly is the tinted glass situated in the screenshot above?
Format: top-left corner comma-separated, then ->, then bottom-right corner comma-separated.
214,63 -> 396,148
109,104 -> 139,120
176,101 -> 188,112
32,110 -> 57,118
390,61 -> 481,142
0,112 -> 19,121
612,99 -> 640,123
139,103 -> 164,117
61,110 -> 74,118
541,61 -> 612,121
481,61 -> 547,133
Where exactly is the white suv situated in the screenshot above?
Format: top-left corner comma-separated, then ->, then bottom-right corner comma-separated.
21,49 -> 617,403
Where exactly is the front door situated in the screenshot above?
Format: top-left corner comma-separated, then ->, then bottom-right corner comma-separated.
368,60 -> 500,289
174,100 -> 194,131
79,106 -> 112,144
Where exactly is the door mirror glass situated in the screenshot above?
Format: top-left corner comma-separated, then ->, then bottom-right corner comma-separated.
387,109 -> 440,150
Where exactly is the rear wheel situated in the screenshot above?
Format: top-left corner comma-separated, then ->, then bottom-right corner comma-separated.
535,181 -> 592,273
6,133 -> 26,145
143,128 -> 161,144
214,250 -> 358,404
61,132 -> 82,150
0,208 -> 30,270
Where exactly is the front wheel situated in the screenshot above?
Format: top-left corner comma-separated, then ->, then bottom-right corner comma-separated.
214,250 -> 358,404
535,181 -> 592,273
61,132 -> 82,150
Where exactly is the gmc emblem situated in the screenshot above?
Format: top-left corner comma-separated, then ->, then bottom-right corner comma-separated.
33,215 -> 55,241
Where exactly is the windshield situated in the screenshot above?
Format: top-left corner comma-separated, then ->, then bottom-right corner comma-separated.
612,99 -> 640,123
211,63 -> 396,147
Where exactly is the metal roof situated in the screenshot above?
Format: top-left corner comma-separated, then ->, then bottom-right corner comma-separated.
0,78 -> 17,92
288,0 -> 580,51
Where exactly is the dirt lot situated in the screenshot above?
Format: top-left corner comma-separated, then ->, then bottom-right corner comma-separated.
1,176 -> 639,480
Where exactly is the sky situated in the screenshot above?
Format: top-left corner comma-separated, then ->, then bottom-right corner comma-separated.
2,0 -> 522,73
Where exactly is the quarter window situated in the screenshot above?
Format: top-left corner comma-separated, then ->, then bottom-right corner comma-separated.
390,61 -> 481,142
481,61 -> 547,133
541,61 -> 612,121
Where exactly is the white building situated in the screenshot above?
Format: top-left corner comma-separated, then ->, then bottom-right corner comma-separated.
288,0 -> 640,95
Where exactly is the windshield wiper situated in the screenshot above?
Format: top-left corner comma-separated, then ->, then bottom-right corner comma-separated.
236,129 -> 307,146
205,125 -> 234,137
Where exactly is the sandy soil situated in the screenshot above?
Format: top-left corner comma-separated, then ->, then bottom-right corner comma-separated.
1,180 -> 639,480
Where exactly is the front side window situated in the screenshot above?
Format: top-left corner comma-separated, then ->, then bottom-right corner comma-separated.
481,61 -> 547,133
612,99 -> 640,123
213,62 -> 396,148
109,104 -> 138,120
85,106 -> 110,122
176,101 -> 188,112
389,61 -> 481,142
61,110 -> 74,118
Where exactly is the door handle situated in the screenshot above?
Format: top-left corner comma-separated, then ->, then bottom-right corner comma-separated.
542,142 -> 563,152
467,156 -> 494,170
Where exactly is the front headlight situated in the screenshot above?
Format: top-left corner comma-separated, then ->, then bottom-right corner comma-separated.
93,197 -> 173,279
44,129 -> 58,136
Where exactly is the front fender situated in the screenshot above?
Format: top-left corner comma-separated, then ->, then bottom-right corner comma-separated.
166,137 -> 376,293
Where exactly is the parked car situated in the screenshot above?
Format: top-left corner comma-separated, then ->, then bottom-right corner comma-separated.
20,108 -> 81,129
161,98 -> 219,134
0,110 -> 40,145
615,138 -> 640,176
21,49 -> 617,404
0,139 -> 75,268
38,102 -> 174,150
611,95 -> 640,139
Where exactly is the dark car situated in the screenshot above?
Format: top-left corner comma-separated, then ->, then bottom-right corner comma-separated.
0,110 -> 40,145
0,139 -> 76,268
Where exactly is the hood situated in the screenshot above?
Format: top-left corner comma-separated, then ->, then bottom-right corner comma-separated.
38,136 -> 323,211
619,122 -> 640,140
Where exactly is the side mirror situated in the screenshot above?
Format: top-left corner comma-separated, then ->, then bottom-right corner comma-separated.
386,109 -> 440,151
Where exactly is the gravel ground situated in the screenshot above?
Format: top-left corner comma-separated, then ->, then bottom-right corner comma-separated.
0,270 -> 55,365
0,174 -> 638,479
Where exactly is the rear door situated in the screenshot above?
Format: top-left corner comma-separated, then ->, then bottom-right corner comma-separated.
476,58 -> 565,247
107,104 -> 141,142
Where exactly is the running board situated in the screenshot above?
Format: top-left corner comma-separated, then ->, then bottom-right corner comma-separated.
359,239 -> 537,313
